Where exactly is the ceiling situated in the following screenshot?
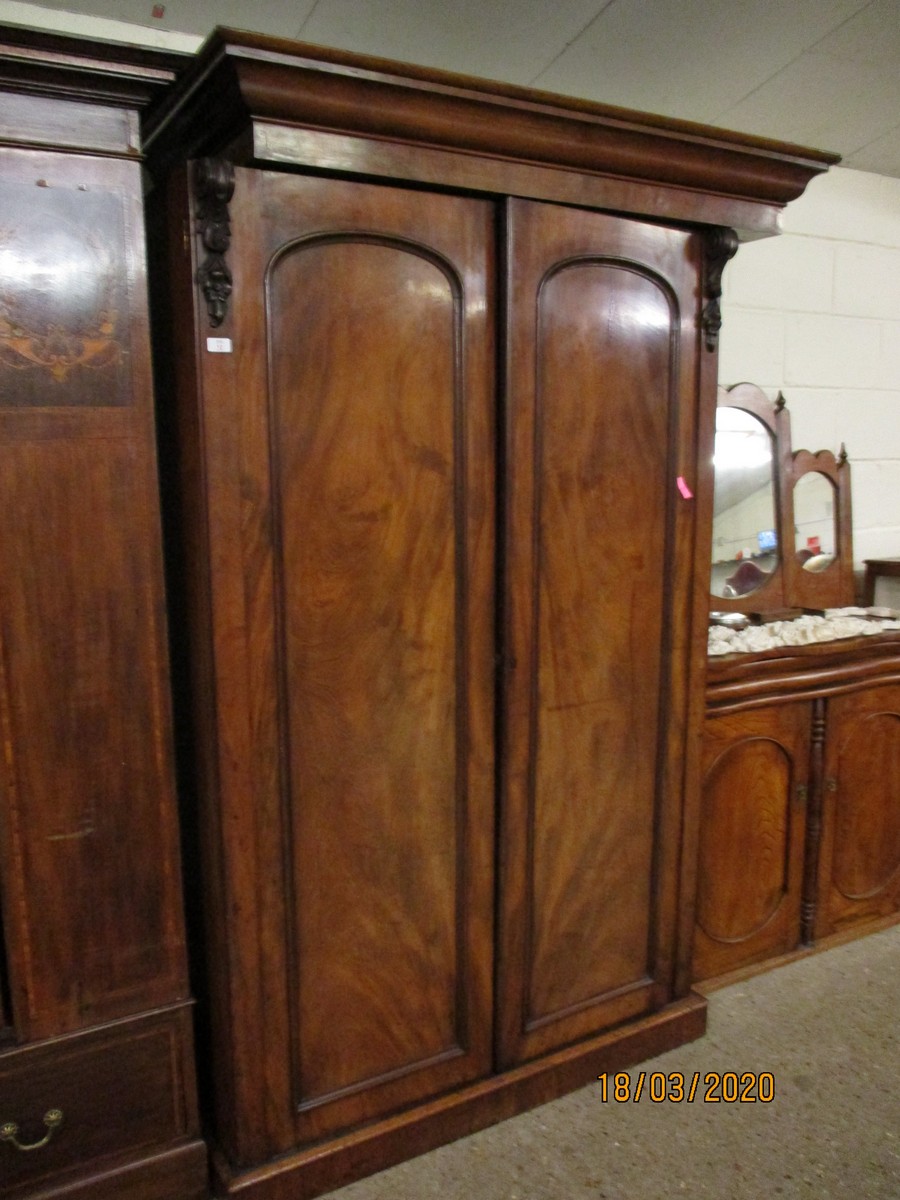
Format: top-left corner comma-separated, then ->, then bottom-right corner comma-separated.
4,0 -> 900,177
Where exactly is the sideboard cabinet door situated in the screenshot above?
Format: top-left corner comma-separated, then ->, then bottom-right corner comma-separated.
497,199 -> 704,1066
816,684 -> 900,936
171,168 -> 497,1162
692,702 -> 811,981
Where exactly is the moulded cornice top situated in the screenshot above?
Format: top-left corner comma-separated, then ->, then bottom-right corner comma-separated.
144,27 -> 838,218
0,24 -> 188,111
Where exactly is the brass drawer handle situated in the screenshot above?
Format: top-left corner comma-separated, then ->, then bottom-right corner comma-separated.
0,1108 -> 64,1152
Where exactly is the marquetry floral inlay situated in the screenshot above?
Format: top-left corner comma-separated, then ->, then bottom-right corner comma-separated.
0,302 -> 122,383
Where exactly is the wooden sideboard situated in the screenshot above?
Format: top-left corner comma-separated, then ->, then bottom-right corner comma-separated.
141,28 -> 834,1200
695,635 -> 900,983
0,30 -> 205,1200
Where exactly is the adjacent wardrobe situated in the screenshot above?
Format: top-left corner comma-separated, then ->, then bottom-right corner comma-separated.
0,28 -> 205,1200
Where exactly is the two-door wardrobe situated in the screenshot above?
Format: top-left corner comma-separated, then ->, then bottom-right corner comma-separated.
144,29 -> 834,1200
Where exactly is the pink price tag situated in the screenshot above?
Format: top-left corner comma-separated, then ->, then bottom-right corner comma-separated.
676,475 -> 693,500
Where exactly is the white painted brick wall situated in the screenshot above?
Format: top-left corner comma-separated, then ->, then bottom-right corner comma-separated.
719,166 -> 900,576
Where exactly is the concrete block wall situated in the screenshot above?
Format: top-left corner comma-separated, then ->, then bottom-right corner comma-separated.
719,167 -> 900,577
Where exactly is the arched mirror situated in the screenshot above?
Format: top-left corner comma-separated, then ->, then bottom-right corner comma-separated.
709,384 -> 856,616
793,471 -> 837,571
711,405 -> 777,599
709,383 -> 788,614
786,445 -> 855,609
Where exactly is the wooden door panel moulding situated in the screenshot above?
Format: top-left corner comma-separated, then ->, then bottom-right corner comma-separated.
267,226 -> 487,1132
697,740 -> 796,942
822,693 -> 900,912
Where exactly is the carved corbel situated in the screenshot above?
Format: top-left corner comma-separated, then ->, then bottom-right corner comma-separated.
195,157 -> 235,327
702,226 -> 739,352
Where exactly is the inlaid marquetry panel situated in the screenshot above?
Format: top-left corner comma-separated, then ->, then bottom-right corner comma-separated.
0,149 -> 186,1042
0,176 -> 131,407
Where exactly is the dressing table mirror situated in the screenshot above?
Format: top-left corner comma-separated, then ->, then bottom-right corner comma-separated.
709,382 -> 854,615
785,444 -> 855,610
710,382 -> 790,614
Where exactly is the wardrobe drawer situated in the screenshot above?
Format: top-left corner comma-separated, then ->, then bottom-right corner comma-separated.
0,1008 -> 197,1195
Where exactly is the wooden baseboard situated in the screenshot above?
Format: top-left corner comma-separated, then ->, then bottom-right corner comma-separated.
211,994 -> 707,1200
695,911 -> 900,995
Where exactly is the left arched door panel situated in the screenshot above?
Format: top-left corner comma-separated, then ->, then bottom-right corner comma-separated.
693,703 -> 811,981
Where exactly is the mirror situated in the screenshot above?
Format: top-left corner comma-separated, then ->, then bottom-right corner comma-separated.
710,406 -> 778,599
793,471 -> 836,572
787,445 -> 855,609
709,383 -> 856,616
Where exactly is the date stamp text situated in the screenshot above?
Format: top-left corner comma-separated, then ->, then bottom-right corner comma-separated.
598,1071 -> 775,1103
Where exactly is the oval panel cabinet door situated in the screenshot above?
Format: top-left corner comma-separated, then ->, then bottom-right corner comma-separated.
692,704 -> 810,982
817,685 -> 900,936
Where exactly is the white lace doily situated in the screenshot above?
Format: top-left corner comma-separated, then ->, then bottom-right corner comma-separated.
709,608 -> 900,656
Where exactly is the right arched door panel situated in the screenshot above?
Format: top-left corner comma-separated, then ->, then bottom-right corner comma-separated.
817,685 -> 900,937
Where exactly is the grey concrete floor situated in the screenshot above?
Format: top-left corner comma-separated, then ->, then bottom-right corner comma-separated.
324,925 -> 900,1199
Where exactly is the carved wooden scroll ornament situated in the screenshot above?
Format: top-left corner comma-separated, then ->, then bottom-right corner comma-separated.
195,158 -> 235,327
702,227 -> 739,352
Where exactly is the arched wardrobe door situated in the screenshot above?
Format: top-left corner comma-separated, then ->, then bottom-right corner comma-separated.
497,198 -> 705,1066
168,166 -> 497,1161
